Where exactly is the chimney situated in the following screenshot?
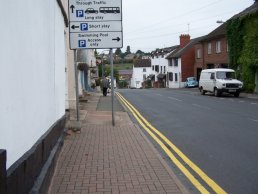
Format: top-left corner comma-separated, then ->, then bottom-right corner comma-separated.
180,34 -> 190,48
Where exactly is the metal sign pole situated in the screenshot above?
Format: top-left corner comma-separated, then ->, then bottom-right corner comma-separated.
102,54 -> 104,77
74,49 -> 80,121
110,48 -> 115,126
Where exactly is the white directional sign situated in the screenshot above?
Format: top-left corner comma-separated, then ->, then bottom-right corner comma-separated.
68,0 -> 123,49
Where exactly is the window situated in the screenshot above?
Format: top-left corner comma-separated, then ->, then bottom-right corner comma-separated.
175,73 -> 178,82
210,73 -> 215,80
152,65 -> 154,70
197,49 -> 201,59
216,71 -> 235,79
161,66 -> 163,73
169,72 -> 173,81
164,66 -> 166,73
174,58 -> 178,66
216,41 -> 221,53
208,42 -> 212,54
143,68 -> 146,72
155,65 -> 159,72
168,59 -> 172,66
143,74 -> 146,81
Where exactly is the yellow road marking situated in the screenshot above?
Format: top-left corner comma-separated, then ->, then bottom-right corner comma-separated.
116,92 -> 227,194
116,92 -> 209,194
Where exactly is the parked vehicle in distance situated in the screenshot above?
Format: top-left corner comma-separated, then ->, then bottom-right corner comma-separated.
85,8 -> 98,14
199,68 -> 243,97
185,77 -> 198,88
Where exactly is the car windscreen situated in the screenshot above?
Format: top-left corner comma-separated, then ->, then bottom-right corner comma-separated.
188,77 -> 196,81
216,71 -> 235,79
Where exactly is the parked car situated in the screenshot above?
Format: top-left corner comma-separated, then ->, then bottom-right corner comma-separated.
185,77 -> 198,88
199,68 -> 243,97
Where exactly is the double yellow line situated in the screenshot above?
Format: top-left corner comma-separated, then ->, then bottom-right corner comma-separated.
116,92 -> 227,194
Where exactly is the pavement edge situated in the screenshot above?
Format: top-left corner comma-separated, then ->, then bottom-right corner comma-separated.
116,92 -> 189,194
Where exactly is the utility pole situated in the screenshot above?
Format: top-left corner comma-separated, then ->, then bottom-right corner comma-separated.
110,49 -> 115,126
74,50 -> 80,122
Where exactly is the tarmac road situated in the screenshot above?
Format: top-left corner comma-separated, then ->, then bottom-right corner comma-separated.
118,88 -> 258,194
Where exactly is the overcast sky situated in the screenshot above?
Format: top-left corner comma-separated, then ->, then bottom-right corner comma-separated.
121,0 -> 254,53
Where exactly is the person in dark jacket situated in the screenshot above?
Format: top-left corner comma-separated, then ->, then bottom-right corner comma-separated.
102,77 -> 109,96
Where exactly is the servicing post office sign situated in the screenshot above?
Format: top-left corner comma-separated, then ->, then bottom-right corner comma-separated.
68,0 -> 123,49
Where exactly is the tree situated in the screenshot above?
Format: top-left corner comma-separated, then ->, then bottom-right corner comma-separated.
98,65 -> 119,82
126,46 -> 131,54
115,48 -> 122,56
136,50 -> 144,55
94,49 -> 98,56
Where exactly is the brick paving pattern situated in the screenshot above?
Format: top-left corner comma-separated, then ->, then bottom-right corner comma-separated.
48,93 -> 186,194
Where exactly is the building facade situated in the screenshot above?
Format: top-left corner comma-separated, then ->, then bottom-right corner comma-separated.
0,0 -> 68,193
167,35 -> 200,88
151,47 -> 178,88
131,59 -> 152,88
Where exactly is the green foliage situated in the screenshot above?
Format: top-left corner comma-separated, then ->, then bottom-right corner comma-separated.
226,12 -> 258,92
118,80 -> 128,88
115,48 -> 122,56
238,16 -> 258,69
98,64 -> 110,77
144,80 -> 152,88
226,18 -> 244,69
136,50 -> 144,54
95,78 -> 101,86
97,65 -> 119,82
114,63 -> 133,70
91,82 -> 96,88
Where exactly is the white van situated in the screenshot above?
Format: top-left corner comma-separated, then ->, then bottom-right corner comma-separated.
199,68 -> 243,97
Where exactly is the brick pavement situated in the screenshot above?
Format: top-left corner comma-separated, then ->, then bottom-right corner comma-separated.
48,93 -> 187,194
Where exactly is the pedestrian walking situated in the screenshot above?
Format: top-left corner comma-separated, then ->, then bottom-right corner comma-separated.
101,76 -> 109,96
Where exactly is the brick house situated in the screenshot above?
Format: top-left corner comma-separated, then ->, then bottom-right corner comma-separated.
166,35 -> 203,88
194,24 -> 229,80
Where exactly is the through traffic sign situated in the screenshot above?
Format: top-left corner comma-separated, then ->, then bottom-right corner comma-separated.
68,0 -> 123,49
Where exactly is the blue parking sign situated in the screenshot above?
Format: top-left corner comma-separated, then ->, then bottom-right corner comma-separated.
80,23 -> 88,31
76,10 -> 84,17
78,40 -> 86,48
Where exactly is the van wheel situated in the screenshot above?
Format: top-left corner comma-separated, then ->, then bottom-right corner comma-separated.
214,88 -> 220,97
200,87 -> 205,95
234,92 -> 240,97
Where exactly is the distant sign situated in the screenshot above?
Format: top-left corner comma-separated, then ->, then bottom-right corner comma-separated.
68,0 -> 123,49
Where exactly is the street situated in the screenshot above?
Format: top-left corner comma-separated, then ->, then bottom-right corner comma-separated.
118,88 -> 258,194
